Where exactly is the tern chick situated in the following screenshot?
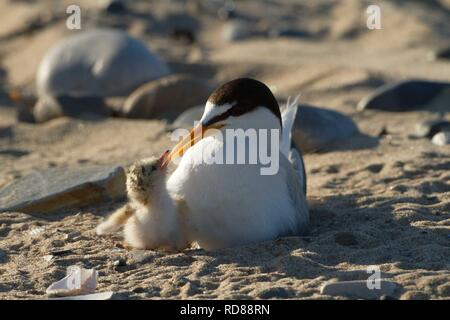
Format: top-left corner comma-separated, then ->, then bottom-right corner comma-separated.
96,151 -> 189,251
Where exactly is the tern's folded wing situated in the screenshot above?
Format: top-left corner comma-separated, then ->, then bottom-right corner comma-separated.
280,153 -> 309,235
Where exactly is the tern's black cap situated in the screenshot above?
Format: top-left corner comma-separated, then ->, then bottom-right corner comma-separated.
204,78 -> 282,127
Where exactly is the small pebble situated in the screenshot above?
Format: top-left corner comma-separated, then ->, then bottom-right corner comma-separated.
431,131 -> 450,146
0,249 -> 6,263
64,231 -> 81,241
412,119 -> 450,139
292,104 -> 359,153
427,46 -> 450,61
112,258 -> 127,267
51,239 -> 65,247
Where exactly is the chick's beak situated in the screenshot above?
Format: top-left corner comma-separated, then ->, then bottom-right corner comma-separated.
161,122 -> 224,168
158,150 -> 170,169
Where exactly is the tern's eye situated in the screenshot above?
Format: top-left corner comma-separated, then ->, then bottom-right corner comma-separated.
151,165 -> 157,171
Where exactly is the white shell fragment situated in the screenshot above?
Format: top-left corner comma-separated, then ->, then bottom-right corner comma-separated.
48,291 -> 114,300
46,266 -> 98,297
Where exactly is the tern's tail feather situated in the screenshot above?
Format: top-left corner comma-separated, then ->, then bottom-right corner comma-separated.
280,95 -> 307,195
280,95 -> 300,157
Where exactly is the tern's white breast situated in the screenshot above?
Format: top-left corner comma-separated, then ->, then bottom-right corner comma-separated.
166,135 -> 299,250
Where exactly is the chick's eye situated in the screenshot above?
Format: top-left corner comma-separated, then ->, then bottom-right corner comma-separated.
151,165 -> 157,171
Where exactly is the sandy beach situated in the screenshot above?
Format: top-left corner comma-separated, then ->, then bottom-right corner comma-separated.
0,0 -> 449,299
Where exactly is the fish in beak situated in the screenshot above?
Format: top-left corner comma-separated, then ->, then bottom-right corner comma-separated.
161,123 -> 224,168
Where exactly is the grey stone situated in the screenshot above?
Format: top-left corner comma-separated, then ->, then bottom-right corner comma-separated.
34,29 -> 170,122
432,131 -> 450,146
122,75 -> 212,120
357,80 -> 450,111
293,105 -> 359,153
0,166 -> 126,214
33,95 -> 111,123
321,280 -> 398,300
37,28 -> 169,98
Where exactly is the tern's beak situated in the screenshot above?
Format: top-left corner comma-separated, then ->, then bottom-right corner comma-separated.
161,123 -> 224,168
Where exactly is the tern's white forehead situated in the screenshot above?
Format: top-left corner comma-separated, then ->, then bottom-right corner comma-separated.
200,101 -> 235,125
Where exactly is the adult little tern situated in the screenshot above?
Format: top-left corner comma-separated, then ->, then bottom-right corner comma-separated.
163,78 -> 309,250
